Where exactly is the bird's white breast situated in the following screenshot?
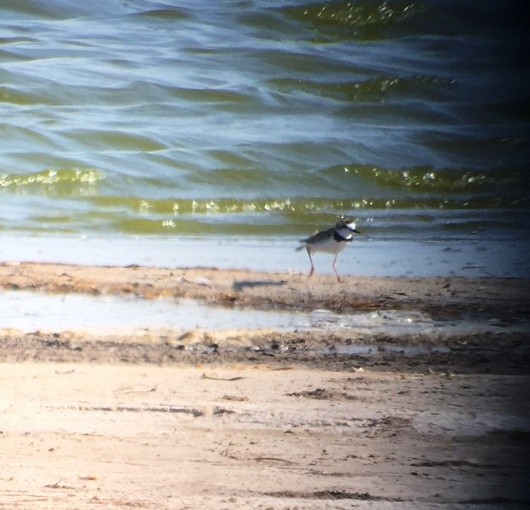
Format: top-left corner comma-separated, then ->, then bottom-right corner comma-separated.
307,235 -> 348,254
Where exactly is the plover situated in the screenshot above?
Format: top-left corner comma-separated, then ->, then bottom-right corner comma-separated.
296,218 -> 360,282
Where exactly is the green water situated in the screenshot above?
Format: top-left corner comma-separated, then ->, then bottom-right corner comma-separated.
0,0 -> 528,276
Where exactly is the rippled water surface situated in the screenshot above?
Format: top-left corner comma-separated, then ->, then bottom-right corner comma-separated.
1,0 -> 528,275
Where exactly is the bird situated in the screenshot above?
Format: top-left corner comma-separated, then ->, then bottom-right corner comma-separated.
296,218 -> 360,282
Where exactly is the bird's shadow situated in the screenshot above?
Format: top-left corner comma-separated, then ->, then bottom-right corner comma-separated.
233,280 -> 287,291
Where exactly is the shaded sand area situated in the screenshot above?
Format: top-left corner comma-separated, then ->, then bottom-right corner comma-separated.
1,262 -> 529,509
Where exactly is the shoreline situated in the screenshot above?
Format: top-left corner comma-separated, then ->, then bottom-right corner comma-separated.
1,261 -> 528,373
1,233 -> 528,279
2,261 -> 528,317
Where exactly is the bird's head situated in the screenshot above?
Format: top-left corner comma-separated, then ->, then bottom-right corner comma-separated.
337,217 -> 360,234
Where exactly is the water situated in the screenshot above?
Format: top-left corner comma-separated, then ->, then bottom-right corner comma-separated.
1,1 -> 528,276
0,290 -> 309,333
1,290 -> 526,339
0,234 -> 528,278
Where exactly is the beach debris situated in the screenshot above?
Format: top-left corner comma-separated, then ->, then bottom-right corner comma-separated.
213,406 -> 235,416
201,373 -> 244,381
114,385 -> 158,395
221,394 -> 248,402
254,456 -> 295,464
184,276 -> 212,287
286,388 -> 330,399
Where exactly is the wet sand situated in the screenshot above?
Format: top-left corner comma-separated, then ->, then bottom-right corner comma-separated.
1,262 -> 529,509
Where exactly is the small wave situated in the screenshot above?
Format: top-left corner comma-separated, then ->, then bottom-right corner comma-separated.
132,8 -> 189,21
175,87 -> 255,105
0,86 -> 61,106
2,0 -> 122,20
283,0 -> 425,40
0,168 -> 105,194
4,192 -> 526,237
65,129 -> 167,152
88,194 -> 527,221
327,164 -> 530,195
270,75 -> 455,103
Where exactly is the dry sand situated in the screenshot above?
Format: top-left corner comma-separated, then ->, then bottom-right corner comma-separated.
0,262 -> 529,509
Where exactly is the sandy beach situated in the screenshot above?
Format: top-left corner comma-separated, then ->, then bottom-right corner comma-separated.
1,262 -> 529,509
2,1 -> 529,507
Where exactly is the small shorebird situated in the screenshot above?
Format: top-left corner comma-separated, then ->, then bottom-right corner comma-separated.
296,218 -> 360,282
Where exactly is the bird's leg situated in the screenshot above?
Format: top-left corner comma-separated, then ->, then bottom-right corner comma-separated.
307,248 -> 315,277
332,254 -> 341,282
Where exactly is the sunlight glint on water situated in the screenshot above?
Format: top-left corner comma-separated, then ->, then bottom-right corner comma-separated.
0,1 -> 528,276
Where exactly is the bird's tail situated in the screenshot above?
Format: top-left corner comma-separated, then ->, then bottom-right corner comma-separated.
295,242 -> 306,252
